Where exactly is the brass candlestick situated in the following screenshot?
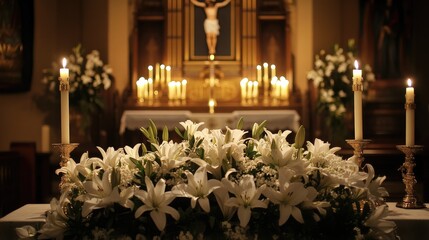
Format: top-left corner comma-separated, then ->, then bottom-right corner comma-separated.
346,139 -> 371,168
52,143 -> 79,190
396,145 -> 425,209
52,143 -> 79,167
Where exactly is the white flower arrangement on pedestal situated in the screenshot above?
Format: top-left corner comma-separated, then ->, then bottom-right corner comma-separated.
307,39 -> 375,139
31,120 -> 395,239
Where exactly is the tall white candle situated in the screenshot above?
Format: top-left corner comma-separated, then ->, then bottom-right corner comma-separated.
59,58 -> 70,144
41,124 -> 50,152
160,64 -> 165,87
148,65 -> 153,80
263,62 -> 268,88
271,64 -> 276,80
240,78 -> 248,99
181,79 -> 187,100
353,60 -> 363,140
247,81 -> 253,99
405,78 -> 415,146
256,65 -> 262,84
148,78 -> 153,99
252,81 -> 258,98
155,63 -> 160,87
136,77 -> 144,100
166,66 -> 171,84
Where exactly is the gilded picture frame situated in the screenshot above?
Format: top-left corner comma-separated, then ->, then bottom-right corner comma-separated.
0,0 -> 34,93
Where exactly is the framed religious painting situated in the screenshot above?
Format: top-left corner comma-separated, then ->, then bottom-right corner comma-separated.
186,0 -> 240,61
0,0 -> 34,93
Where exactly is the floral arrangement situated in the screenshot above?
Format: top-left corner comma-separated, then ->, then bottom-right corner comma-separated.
34,44 -> 113,133
27,120 -> 395,239
307,39 -> 375,139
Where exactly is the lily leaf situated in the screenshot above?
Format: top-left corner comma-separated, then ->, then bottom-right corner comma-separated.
236,117 -> 244,129
162,126 -> 169,142
294,125 -> 305,149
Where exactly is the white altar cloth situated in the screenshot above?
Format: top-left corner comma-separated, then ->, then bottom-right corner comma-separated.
120,110 -> 301,134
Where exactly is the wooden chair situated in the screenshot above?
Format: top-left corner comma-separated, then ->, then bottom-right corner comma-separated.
0,151 -> 21,217
10,142 -> 37,206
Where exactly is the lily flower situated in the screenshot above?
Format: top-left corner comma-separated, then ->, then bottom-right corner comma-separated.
263,168 -> 308,225
222,175 -> 267,227
38,192 -> 69,239
134,176 -> 180,231
364,205 -> 396,234
82,169 -> 133,216
173,166 -> 221,212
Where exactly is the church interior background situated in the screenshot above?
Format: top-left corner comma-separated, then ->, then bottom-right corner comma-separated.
1,0 -> 429,218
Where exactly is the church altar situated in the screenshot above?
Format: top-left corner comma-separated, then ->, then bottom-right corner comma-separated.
120,109 -> 301,134
1,203 -> 427,239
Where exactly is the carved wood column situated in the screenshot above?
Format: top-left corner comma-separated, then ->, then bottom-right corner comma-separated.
167,0 -> 183,79
242,0 -> 257,80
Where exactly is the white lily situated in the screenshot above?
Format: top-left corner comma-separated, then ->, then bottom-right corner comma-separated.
153,140 -> 187,172
222,175 -> 267,227
124,143 -> 143,165
15,225 -> 36,239
213,184 -> 237,220
55,158 -> 82,188
82,169 -> 133,216
173,166 -> 221,212
134,176 -> 180,231
364,164 -> 389,202
179,120 -> 205,139
364,205 -> 396,234
263,168 -> 308,225
38,192 -> 69,239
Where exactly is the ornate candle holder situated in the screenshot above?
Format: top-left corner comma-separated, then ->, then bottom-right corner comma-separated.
52,143 -> 79,190
52,143 -> 79,167
346,139 -> 371,168
396,145 -> 425,209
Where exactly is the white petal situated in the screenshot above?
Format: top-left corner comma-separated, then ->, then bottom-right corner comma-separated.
237,207 -> 251,227
198,197 -> 211,213
163,206 -> 180,220
279,204 -> 292,225
151,210 -> 167,231
135,205 -> 152,218
291,206 -> 304,223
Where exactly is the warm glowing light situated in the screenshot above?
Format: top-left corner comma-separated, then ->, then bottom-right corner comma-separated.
354,60 -> 359,69
62,58 -> 67,68
407,78 -> 412,87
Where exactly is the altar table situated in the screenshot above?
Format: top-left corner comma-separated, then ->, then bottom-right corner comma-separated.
0,203 -> 428,239
120,109 -> 301,134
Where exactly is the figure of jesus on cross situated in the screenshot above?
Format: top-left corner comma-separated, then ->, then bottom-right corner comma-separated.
191,0 -> 231,55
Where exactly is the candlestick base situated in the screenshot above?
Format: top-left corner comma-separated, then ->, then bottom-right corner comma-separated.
396,145 -> 425,209
52,143 -> 79,191
345,139 -> 371,168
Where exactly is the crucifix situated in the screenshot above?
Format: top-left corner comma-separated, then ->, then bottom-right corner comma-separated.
190,0 -> 231,55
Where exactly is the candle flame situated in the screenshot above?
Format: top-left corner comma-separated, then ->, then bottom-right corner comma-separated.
354,60 -> 359,69
160,64 -> 165,69
263,62 -> 268,67
271,64 -> 276,69
209,54 -> 215,61
166,66 -> 171,71
182,79 -> 187,84
407,78 -> 412,87
256,65 -> 261,70
62,58 -> 67,68
148,65 -> 153,70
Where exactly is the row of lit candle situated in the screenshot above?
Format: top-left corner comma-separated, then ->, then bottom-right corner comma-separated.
256,63 -> 276,89
168,80 -> 187,100
149,63 -> 171,88
271,76 -> 289,100
240,78 -> 258,99
136,77 -> 154,100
